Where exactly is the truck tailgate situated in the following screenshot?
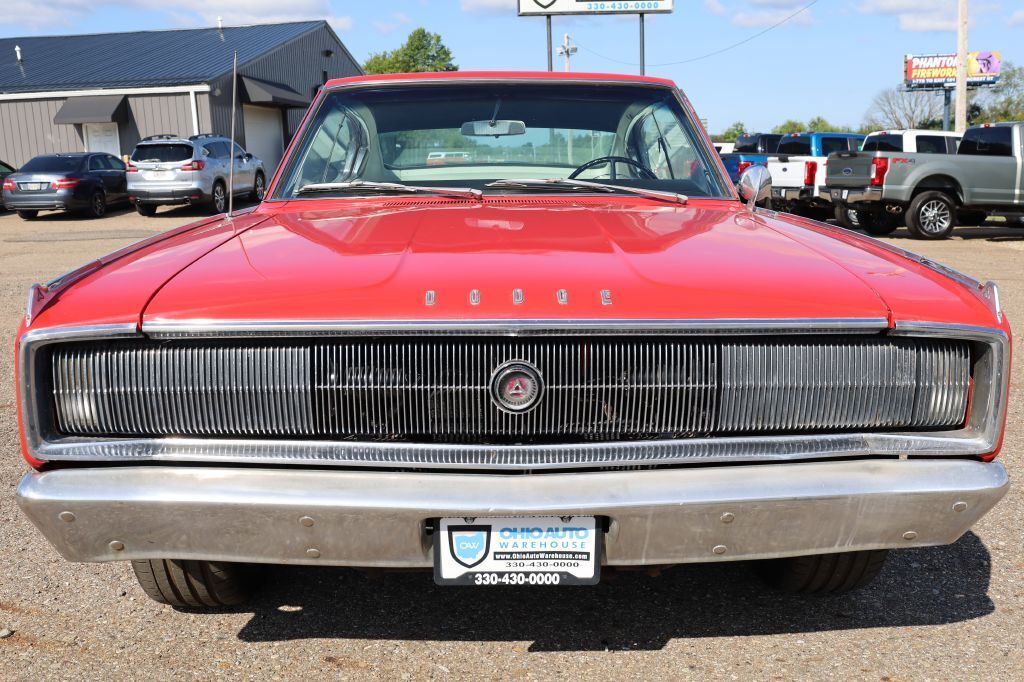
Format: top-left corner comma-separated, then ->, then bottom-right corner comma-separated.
767,157 -> 812,188
825,153 -> 874,188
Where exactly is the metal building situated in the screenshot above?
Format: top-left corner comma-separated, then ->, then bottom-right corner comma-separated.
0,21 -> 361,173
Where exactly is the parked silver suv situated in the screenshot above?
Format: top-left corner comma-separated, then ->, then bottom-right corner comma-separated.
127,134 -> 266,216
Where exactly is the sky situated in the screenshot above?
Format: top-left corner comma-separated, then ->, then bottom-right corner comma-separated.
1,0 -> 1023,133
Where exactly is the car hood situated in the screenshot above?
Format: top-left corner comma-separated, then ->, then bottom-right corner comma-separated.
140,197 -> 909,326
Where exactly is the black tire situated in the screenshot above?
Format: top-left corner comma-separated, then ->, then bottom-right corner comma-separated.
131,559 -> 257,608
858,210 -> 899,236
906,191 -> 957,239
833,204 -> 861,230
250,172 -> 266,202
958,210 -> 987,226
135,203 -> 157,217
209,181 -> 227,214
16,209 -> 38,220
85,190 -> 106,219
756,549 -> 888,594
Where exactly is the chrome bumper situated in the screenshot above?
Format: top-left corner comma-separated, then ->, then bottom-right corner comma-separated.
772,187 -> 811,202
820,186 -> 883,204
17,460 -> 1008,567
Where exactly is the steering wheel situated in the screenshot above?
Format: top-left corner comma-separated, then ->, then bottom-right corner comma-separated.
568,156 -> 657,180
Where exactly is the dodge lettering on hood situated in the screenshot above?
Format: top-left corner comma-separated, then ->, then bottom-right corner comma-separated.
15,72 -> 1011,604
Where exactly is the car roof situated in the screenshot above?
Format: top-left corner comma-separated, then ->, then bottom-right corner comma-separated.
324,70 -> 677,90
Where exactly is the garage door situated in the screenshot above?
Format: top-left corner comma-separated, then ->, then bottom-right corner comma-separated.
242,105 -> 284,176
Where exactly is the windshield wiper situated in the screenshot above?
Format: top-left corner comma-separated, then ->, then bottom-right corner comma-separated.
485,178 -> 687,204
296,180 -> 481,200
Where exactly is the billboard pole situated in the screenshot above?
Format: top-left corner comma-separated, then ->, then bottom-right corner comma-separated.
546,16 -> 553,72
955,0 -> 968,133
639,14 -> 645,75
943,87 -> 952,131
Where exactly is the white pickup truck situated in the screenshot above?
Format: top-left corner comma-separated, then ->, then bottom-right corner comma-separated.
766,132 -> 864,218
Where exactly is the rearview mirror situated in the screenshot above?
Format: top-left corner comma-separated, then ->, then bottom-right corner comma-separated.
737,165 -> 772,211
460,120 -> 526,137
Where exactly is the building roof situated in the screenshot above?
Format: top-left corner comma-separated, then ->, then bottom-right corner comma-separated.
0,21 -> 327,94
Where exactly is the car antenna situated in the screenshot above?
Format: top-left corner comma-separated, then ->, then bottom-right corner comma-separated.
227,49 -> 237,220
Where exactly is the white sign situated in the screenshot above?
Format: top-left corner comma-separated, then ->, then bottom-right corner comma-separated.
518,0 -> 674,16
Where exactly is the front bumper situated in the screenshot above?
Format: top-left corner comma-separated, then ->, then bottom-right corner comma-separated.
16,459 -> 1008,567
820,186 -> 883,204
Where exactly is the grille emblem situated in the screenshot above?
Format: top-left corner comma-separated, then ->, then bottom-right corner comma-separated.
490,361 -> 544,413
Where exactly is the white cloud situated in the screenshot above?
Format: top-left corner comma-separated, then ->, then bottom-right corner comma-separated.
732,8 -> 814,28
0,0 -> 352,32
704,0 -> 727,15
857,0 -> 955,32
372,11 -> 412,34
460,0 -> 517,12
1010,10 -> 1024,25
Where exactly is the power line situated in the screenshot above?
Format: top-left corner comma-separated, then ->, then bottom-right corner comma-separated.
575,0 -> 821,68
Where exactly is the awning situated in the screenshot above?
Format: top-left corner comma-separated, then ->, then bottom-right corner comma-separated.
240,76 -> 309,108
53,95 -> 126,125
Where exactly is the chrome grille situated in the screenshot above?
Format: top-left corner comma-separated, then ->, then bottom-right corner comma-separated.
49,336 -> 970,443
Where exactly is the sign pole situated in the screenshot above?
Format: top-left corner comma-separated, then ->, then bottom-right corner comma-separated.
546,16 -> 553,72
639,14 -> 645,75
942,88 -> 952,131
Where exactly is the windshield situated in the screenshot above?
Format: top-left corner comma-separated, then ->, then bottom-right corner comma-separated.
862,135 -> 903,152
21,156 -> 83,173
275,83 -> 728,199
131,144 -> 194,163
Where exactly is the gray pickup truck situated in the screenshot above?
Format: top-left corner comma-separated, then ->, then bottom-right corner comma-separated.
824,122 -> 1024,239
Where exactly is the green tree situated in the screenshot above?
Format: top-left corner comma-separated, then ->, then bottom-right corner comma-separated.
717,121 -> 747,142
771,119 -> 805,134
363,28 -> 457,74
979,62 -> 1024,122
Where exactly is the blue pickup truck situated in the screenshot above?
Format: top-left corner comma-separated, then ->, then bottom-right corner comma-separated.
719,133 -> 782,184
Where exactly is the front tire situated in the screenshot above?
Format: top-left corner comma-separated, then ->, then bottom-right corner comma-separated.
16,209 -> 38,220
756,549 -> 889,594
906,191 -> 957,239
131,559 -> 257,608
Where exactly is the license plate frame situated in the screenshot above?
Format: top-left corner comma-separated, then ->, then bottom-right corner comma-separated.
434,516 -> 601,586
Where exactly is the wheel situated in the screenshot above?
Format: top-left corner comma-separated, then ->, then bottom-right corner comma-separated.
209,181 -> 227,214
906,191 -> 956,239
250,172 -> 266,202
85,190 -> 106,219
833,204 -> 861,230
858,210 -> 899,236
756,549 -> 888,594
135,203 -> 157,217
957,210 -> 987,226
16,209 -> 38,220
131,559 -> 257,608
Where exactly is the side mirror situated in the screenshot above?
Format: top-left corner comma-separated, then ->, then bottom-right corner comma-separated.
737,165 -> 772,211
243,153 -> 253,162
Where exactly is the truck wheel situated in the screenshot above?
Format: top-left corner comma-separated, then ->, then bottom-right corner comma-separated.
135,203 -> 157,217
858,211 -> 899,236
906,191 -> 957,239
756,549 -> 888,594
131,559 -> 257,608
833,205 -> 861,230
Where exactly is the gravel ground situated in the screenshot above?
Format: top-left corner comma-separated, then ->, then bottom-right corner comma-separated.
1,206 -> 1022,680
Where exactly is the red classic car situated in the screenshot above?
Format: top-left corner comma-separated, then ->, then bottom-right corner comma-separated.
15,72 -> 1011,606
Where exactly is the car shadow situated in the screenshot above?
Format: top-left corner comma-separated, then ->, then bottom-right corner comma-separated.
228,532 -> 994,652
12,203 -> 136,222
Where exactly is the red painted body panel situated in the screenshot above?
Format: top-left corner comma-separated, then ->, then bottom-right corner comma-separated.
142,198 -> 896,323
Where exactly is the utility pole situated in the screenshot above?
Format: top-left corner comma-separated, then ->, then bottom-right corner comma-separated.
955,0 -> 968,133
639,14 -> 645,75
556,33 -> 577,72
546,16 -> 553,71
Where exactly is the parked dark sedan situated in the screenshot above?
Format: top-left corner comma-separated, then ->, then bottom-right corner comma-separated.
1,153 -> 128,220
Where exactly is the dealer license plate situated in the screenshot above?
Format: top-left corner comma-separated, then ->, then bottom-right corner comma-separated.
434,516 -> 601,586
147,170 -> 172,180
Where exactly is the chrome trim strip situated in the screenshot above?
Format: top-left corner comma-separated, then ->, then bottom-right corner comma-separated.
141,317 -> 891,338
19,321 -> 1008,468
16,460 -> 1009,566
